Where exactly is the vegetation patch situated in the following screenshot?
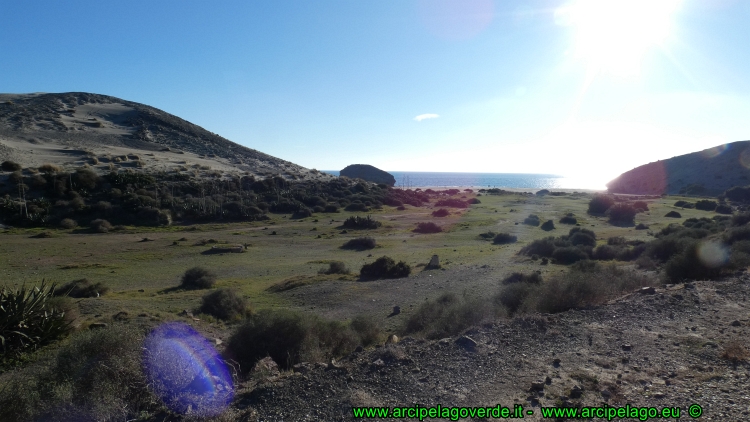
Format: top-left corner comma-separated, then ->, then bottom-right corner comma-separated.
199,288 -> 248,320
341,236 -> 377,250
180,266 -> 217,289
360,256 -> 411,280
54,278 -> 109,298
493,233 -> 517,244
414,222 -> 442,233
343,215 -> 381,229
431,208 -> 450,217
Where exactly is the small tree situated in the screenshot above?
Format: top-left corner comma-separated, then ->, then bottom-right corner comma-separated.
181,267 -> 217,289
588,195 -> 614,214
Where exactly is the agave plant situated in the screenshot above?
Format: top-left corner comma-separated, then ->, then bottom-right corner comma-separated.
0,279 -> 72,356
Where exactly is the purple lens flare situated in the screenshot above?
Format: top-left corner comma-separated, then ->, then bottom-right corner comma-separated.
143,322 -> 233,416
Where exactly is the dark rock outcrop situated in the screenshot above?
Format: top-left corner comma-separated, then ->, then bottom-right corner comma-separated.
340,164 -> 396,186
607,140 -> 750,195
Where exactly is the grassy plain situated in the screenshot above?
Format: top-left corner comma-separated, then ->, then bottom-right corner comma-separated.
0,191 -> 713,334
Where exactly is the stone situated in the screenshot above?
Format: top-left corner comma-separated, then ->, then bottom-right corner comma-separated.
570,385 -> 583,398
391,306 -> 401,316
545,376 -> 552,385
340,164 -> 396,186
428,255 -> 440,268
731,320 -> 742,327
354,345 -> 364,353
622,344 -> 632,351
639,286 -> 656,294
530,381 -> 545,392
179,309 -> 193,318
292,362 -> 312,374
455,335 -> 478,351
252,357 -> 280,377
385,334 -> 399,345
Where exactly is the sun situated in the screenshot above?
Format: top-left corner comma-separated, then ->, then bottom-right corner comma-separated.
556,0 -> 681,77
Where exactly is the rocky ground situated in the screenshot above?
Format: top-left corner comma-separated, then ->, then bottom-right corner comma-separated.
232,274 -> 750,421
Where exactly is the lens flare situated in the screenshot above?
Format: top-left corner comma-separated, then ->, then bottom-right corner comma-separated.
700,143 -> 728,159
697,241 -> 729,269
143,322 -> 233,417
739,147 -> 750,170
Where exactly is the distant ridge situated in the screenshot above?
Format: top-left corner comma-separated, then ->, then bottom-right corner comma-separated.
0,92 -> 330,180
606,141 -> 750,195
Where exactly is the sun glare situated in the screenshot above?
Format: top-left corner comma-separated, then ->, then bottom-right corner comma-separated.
556,0 -> 681,77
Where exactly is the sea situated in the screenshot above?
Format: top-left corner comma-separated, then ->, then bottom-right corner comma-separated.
321,171 -> 606,191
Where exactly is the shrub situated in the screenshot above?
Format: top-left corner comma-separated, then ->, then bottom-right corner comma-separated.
721,341 -> 749,363
434,198 -> 468,208
59,218 -> 78,229
90,218 -> 113,233
645,237 -> 693,262
493,233 -> 518,244
403,293 -> 496,339
541,220 -> 555,231
607,203 -> 636,225
320,261 -> 350,274
732,213 -> 750,227
519,237 -> 557,257
200,288 -> 248,320
552,246 -> 589,264
635,223 -> 649,230
665,211 -> 682,218
467,198 -> 481,204
226,309 -> 358,370
633,201 -> 649,211
54,278 -> 109,298
536,189 -> 550,196
478,231 -> 497,240
360,256 -> 411,280
343,215 -> 381,229
345,202 -> 369,212
431,208 -> 450,217
523,214 -> 541,226
495,283 -> 534,314
324,204 -> 339,213
567,227 -> 597,247
695,200 -> 718,211
341,237 -> 377,250
502,272 -> 542,284
0,325 -> 152,422
724,186 -> 750,202
1,160 -> 21,172
0,280 -> 72,356
349,315 -> 383,347
414,222 -> 442,233
529,265 -> 653,314
674,200 -> 694,209
559,215 -> 577,225
592,245 -> 620,261
588,195 -> 614,214
664,242 -> 724,282
180,266 -> 217,289
716,204 -> 732,214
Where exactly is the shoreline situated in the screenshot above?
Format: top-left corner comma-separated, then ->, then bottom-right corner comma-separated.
394,185 -> 606,194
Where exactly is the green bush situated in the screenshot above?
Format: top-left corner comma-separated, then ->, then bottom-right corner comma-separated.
633,201 -> 649,212
588,195 -> 614,214
200,288 -> 248,320
90,218 -> 113,233
635,223 -> 649,230
519,237 -> 557,257
724,186 -> 750,202
695,200 -> 718,211
540,220 -> 555,231
495,283 -> 535,314
0,325 -> 151,422
467,198 -> 481,204
349,315 -> 383,347
501,272 -> 542,284
665,211 -> 682,218
716,204 -> 732,214
343,215 -> 381,229
732,213 -> 750,227
324,204 -> 339,213
414,222 -> 442,233
180,266 -> 217,289
1,161 -> 21,172
0,280 -> 72,356
403,293 -> 496,339
478,231 -> 497,240
341,237 -> 377,250
559,214 -> 577,225
345,202 -> 369,212
523,214 -> 541,226
431,208 -> 450,217
360,256 -> 411,280
674,200 -> 694,209
320,261 -> 350,274
567,227 -> 596,247
664,242 -> 725,282
54,278 -> 109,298
226,309 -> 358,371
552,246 -> 589,264
493,233 -> 518,244
59,218 -> 78,229
607,203 -> 636,225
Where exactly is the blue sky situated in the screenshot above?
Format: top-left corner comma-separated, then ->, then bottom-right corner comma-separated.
2,0 -> 749,188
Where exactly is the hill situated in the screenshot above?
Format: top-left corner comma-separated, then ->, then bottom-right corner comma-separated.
607,141 -> 750,195
0,92 -> 329,180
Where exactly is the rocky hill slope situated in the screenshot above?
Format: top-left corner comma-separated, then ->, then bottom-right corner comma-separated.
607,141 -> 750,196
236,275 -> 750,421
0,92 -> 329,180
340,164 -> 396,186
